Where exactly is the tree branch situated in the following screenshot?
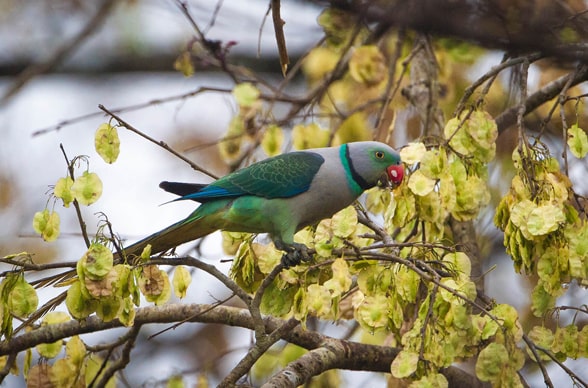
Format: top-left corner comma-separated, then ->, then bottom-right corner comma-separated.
0,0 -> 117,104
98,104 -> 218,179
0,303 -> 483,386
495,65 -> 588,133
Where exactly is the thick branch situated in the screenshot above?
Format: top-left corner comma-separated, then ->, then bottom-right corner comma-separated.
348,0 -> 588,64
0,303 -> 482,386
495,65 -> 588,133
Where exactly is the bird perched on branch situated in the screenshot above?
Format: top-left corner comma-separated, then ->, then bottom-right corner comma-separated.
124,141 -> 404,266
26,141 -> 403,325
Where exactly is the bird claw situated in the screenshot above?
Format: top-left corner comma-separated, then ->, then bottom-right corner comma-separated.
277,242 -> 313,268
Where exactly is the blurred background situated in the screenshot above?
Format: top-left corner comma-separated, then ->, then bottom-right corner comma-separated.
1,1 -> 587,386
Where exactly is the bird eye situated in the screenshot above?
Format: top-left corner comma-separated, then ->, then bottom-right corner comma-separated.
375,151 -> 385,159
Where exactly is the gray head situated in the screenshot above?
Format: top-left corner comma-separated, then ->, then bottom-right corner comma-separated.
345,141 -> 404,189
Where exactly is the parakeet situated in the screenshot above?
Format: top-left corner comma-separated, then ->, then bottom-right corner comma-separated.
124,141 -> 403,266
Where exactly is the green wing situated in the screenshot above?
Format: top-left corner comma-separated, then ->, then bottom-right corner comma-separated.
178,151 -> 324,201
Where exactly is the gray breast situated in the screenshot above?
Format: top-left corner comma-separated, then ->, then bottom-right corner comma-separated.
290,149 -> 358,229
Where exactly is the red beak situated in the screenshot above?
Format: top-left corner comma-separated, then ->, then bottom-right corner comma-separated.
386,164 -> 404,185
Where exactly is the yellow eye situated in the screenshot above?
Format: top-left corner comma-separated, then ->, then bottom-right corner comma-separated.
375,151 -> 385,159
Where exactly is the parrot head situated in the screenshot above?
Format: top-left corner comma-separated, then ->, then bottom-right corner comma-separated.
347,141 -> 404,189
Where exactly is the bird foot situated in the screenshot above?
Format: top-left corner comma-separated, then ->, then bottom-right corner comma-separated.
275,242 -> 313,268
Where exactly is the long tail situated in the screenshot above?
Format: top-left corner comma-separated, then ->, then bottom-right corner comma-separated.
121,216 -> 217,259
24,203 -> 226,327
122,199 -> 229,258
32,203 -> 224,290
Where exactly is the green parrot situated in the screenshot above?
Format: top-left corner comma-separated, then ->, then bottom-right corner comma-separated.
27,141 -> 403,321
123,141 -> 403,266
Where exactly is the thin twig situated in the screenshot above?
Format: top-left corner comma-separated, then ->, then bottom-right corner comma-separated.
98,104 -> 217,179
0,0 -> 117,104
522,334 -> 554,388
271,0 -> 289,76
91,325 -> 142,388
60,144 -> 91,248
219,318 -> 299,387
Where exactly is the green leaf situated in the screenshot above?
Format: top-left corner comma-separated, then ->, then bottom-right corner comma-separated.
95,123 -> 121,164
444,117 -> 472,156
172,265 -> 191,299
292,123 -> 330,150
409,373 -> 448,388
54,177 -> 74,207
42,311 -> 70,325
302,47 -> 339,82
509,199 -> 534,238
32,209 -> 60,242
395,266 -> 419,303
66,281 -> 97,319
140,244 -> 152,261
292,287 -> 308,322
85,355 -> 116,388
349,45 -> 387,86
420,148 -> 447,179
567,124 -> 588,158
553,325 -> 579,358
442,252 -> 471,278
317,8 -> 355,47
330,205 -> 358,238
439,172 -> 457,212
230,242 -> 260,293
167,375 -> 185,388
323,258 -> 352,297
390,350 -> 419,378
531,283 -> 556,317
465,111 -> 498,158
71,171 -> 102,206
365,187 -> 391,214
8,276 -> 38,318
492,304 -> 522,341
233,83 -> 260,108
491,304 -> 518,331
37,312 -> 70,358
475,343 -> 508,382
306,284 -> 332,318
526,203 -> 565,236
81,243 -> 114,280
356,293 -> 389,331
260,281 -> 295,317
579,325 -> 588,358
408,170 -> 436,196
173,51 -> 194,77
219,117 -> 246,165
451,167 -> 489,221
252,242 -> 282,275
416,190 -> 444,224
65,336 -> 86,367
399,142 -> 427,165
119,297 -> 136,327
49,358 -> 77,388
528,326 -> 554,361
112,264 -> 133,298
96,297 -> 121,322
445,111 -> 497,162
480,316 -> 499,340
261,125 -> 283,157
335,112 -> 371,144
